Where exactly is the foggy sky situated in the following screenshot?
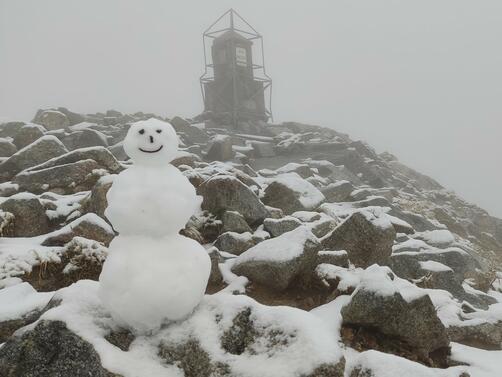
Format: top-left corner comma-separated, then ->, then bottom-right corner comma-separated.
1,0 -> 501,217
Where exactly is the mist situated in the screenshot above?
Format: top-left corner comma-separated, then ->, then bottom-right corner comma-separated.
1,0 -> 501,217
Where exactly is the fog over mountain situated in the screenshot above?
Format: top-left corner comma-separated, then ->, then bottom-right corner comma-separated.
1,0 -> 501,216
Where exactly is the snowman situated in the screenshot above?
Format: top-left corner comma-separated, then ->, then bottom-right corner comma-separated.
98,118 -> 211,333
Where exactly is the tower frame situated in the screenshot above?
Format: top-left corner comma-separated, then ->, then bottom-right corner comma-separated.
200,9 -> 273,126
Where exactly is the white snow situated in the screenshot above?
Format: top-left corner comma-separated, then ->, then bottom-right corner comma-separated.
211,134 -> 230,142
315,264 -> 364,292
69,121 -> 98,131
0,282 -> 53,322
41,191 -> 88,220
234,226 -> 317,264
310,294 -> 351,337
319,202 -> 396,231
345,349 -> 466,377
0,181 -> 19,196
36,280 -> 344,377
318,250 -> 347,258
354,264 -> 426,303
419,260 -> 453,272
291,210 -> 321,222
219,257 -> 249,294
419,229 -> 455,247
0,236 -> 61,280
275,162 -> 309,174
268,172 -> 325,209
12,135 -> 64,156
450,342 -> 502,377
252,224 -> 270,241
386,214 -> 413,231
49,213 -> 114,239
393,238 -> 431,253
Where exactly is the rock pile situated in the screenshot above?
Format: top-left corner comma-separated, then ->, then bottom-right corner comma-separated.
0,108 -> 501,377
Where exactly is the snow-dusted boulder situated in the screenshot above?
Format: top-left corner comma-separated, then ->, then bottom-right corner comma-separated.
22,146 -> 123,175
390,247 -> 482,282
263,173 -> 325,214
108,141 -> 127,161
33,110 -> 70,130
389,252 -> 496,309
276,162 -> 314,178
251,140 -> 275,157
207,247 -> 224,285
447,318 -> 502,350
0,320 -> 109,377
170,117 -> 209,145
199,174 -> 269,225
0,193 -> 49,237
206,135 -> 235,161
14,159 -> 102,194
171,152 -> 202,168
63,128 -> 109,150
321,180 -> 354,202
341,266 -> 449,361
0,282 -> 52,343
221,210 -> 252,234
12,124 -> 45,149
263,216 -> 302,237
317,250 -> 349,268
0,136 -> 68,181
214,231 -> 256,255
416,229 -> 455,248
321,210 -> 396,268
42,213 -> 114,246
232,226 -> 320,291
0,138 -> 17,157
0,121 -> 24,139
81,175 -> 115,219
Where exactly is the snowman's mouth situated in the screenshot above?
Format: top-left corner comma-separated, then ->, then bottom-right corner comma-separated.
139,145 -> 163,153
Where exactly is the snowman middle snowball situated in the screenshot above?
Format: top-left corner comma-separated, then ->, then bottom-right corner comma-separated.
99,118 -> 211,333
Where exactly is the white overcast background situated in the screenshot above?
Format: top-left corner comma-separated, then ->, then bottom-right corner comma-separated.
1,0 -> 501,216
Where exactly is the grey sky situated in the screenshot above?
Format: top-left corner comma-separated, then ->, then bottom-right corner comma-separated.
1,0 -> 501,217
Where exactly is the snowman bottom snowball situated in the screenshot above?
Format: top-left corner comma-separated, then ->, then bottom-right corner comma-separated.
99,234 -> 211,333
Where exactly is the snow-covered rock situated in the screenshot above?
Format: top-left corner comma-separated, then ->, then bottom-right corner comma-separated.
199,174 -> 269,225
0,280 -> 347,377
232,226 -> 319,291
0,136 -> 68,181
321,210 -> 396,268
33,110 -> 70,131
12,124 -> 45,149
263,216 -> 302,237
214,231 -> 256,255
0,138 -> 17,157
0,193 -> 49,237
341,265 -> 450,362
262,172 -> 325,214
42,213 -> 115,246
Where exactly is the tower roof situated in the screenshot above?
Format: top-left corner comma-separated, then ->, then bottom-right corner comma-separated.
214,30 -> 252,45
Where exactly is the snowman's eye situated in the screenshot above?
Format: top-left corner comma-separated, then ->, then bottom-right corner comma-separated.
156,129 -> 162,134
139,129 -> 145,135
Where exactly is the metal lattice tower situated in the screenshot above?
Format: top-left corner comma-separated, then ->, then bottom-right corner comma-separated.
200,9 -> 272,127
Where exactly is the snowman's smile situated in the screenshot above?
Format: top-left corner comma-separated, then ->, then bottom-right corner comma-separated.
139,145 -> 163,153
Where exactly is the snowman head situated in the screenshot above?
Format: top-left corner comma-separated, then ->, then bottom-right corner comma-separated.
124,118 -> 179,166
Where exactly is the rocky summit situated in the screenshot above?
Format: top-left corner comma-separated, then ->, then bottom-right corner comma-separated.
0,109 -> 501,377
